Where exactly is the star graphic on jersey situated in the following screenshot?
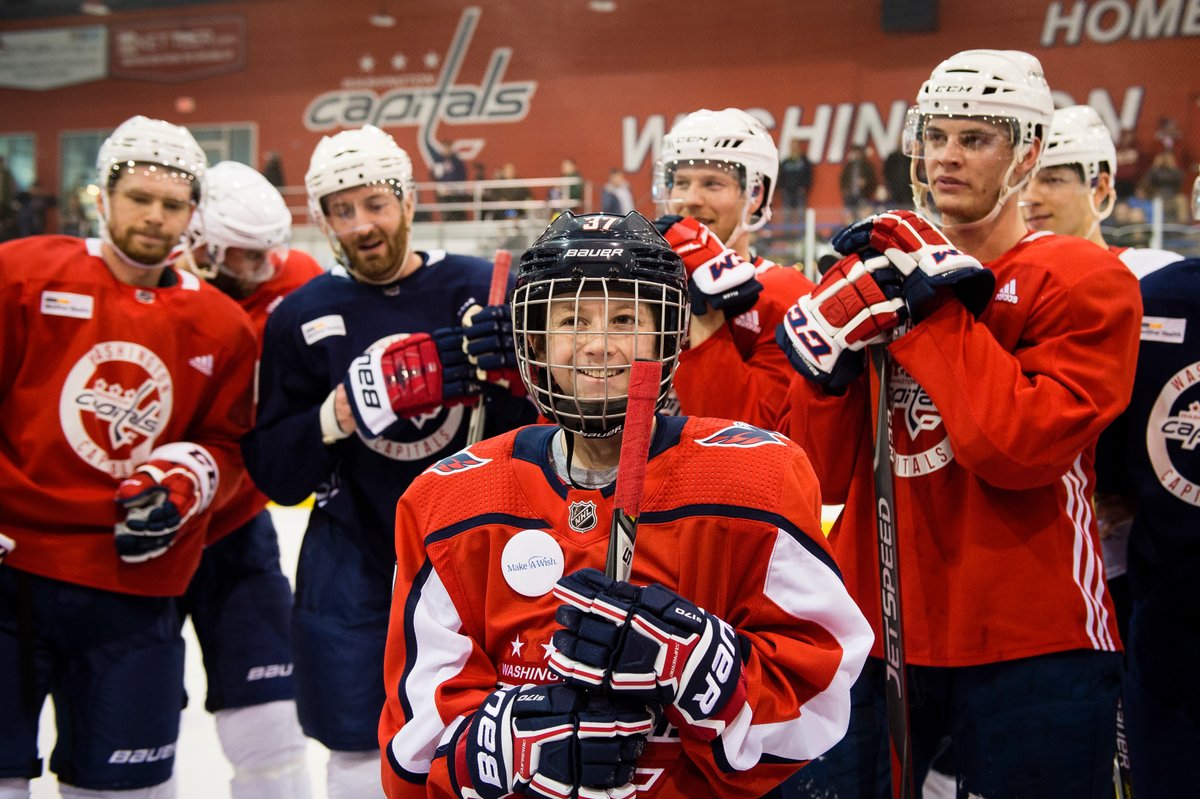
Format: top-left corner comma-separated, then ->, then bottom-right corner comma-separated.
510,636 -> 524,657
391,53 -> 407,71
423,50 -> 440,69
359,54 -> 375,73
541,640 -> 556,660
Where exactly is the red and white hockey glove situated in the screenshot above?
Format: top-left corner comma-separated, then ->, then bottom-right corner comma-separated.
343,333 -> 479,439
446,683 -> 653,799
654,214 -> 763,317
775,250 -> 906,391
549,568 -> 748,740
833,210 -> 995,320
114,443 -> 218,563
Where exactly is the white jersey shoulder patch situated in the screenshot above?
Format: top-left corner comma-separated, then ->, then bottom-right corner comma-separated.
301,314 -> 347,345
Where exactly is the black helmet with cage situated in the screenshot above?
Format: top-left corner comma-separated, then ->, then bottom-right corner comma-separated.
512,211 -> 689,438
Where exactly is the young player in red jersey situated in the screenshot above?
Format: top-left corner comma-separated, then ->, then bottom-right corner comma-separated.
378,211 -> 872,799
177,160 -> 324,799
775,51 -> 1142,796
650,109 -> 814,427
0,116 -> 258,797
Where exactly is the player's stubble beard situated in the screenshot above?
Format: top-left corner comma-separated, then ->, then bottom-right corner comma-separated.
347,215 -> 413,284
112,224 -> 178,266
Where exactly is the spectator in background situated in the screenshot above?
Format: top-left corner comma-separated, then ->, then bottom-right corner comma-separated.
883,147 -> 913,209
484,162 -> 531,220
1140,150 -> 1187,222
601,168 -> 635,215
16,180 -> 55,237
262,150 -> 286,188
59,191 -> 88,237
0,156 -> 17,241
839,144 -> 878,223
430,139 -> 468,221
548,157 -> 584,215
1114,130 -> 1142,197
1154,116 -> 1182,157
777,139 -> 814,228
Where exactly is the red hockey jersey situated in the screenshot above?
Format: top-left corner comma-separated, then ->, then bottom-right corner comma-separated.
673,260 -> 813,428
782,231 -> 1141,666
207,249 -> 324,542
379,416 -> 872,798
0,236 -> 257,596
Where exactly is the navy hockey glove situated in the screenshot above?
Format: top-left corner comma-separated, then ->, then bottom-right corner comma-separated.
114,443 -> 218,563
343,333 -> 479,439
549,568 -> 748,740
836,210 -> 995,321
447,683 -> 653,799
775,250 -> 906,391
462,304 -> 526,396
654,214 -> 763,317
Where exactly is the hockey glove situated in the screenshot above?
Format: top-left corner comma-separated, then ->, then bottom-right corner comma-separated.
835,210 -> 995,321
775,250 -> 906,391
549,568 -> 748,740
654,214 -> 763,317
447,683 -> 653,799
462,303 -> 526,396
343,333 -> 479,439
114,443 -> 218,563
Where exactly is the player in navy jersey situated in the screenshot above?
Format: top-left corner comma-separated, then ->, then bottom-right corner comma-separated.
1094,175 -> 1200,794
242,124 -> 534,797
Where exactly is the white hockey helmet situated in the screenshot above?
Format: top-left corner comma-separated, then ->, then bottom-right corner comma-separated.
96,115 -> 208,269
187,161 -> 291,283
304,125 -> 414,274
1040,105 -> 1116,183
903,50 -> 1054,223
654,108 -> 778,231
97,114 -> 208,195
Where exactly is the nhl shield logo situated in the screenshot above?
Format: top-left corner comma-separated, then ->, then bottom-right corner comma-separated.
568,500 -> 598,533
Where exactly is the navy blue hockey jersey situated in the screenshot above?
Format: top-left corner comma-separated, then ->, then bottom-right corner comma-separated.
243,250 -> 535,560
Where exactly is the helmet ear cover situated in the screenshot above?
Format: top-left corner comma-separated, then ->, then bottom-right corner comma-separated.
513,212 -> 689,438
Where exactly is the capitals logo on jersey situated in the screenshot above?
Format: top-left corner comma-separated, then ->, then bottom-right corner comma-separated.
697,423 -> 786,448
60,340 -> 174,478
1148,360 -> 1200,506
890,364 -> 954,478
428,450 -> 491,476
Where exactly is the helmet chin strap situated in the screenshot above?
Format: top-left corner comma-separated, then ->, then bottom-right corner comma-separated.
97,189 -> 179,271
327,222 -> 415,286
914,149 -> 1034,234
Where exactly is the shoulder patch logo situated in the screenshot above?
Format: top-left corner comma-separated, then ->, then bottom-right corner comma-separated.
995,278 -> 1019,305
188,354 -> 214,377
697,423 -> 786,448
41,290 -> 94,319
428,450 -> 491,475
1142,315 -> 1186,344
301,314 -> 347,345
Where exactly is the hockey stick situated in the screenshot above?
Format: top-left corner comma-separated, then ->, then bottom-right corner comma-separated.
466,249 -> 512,445
1113,698 -> 1133,799
605,360 -> 659,582
871,343 -> 915,799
